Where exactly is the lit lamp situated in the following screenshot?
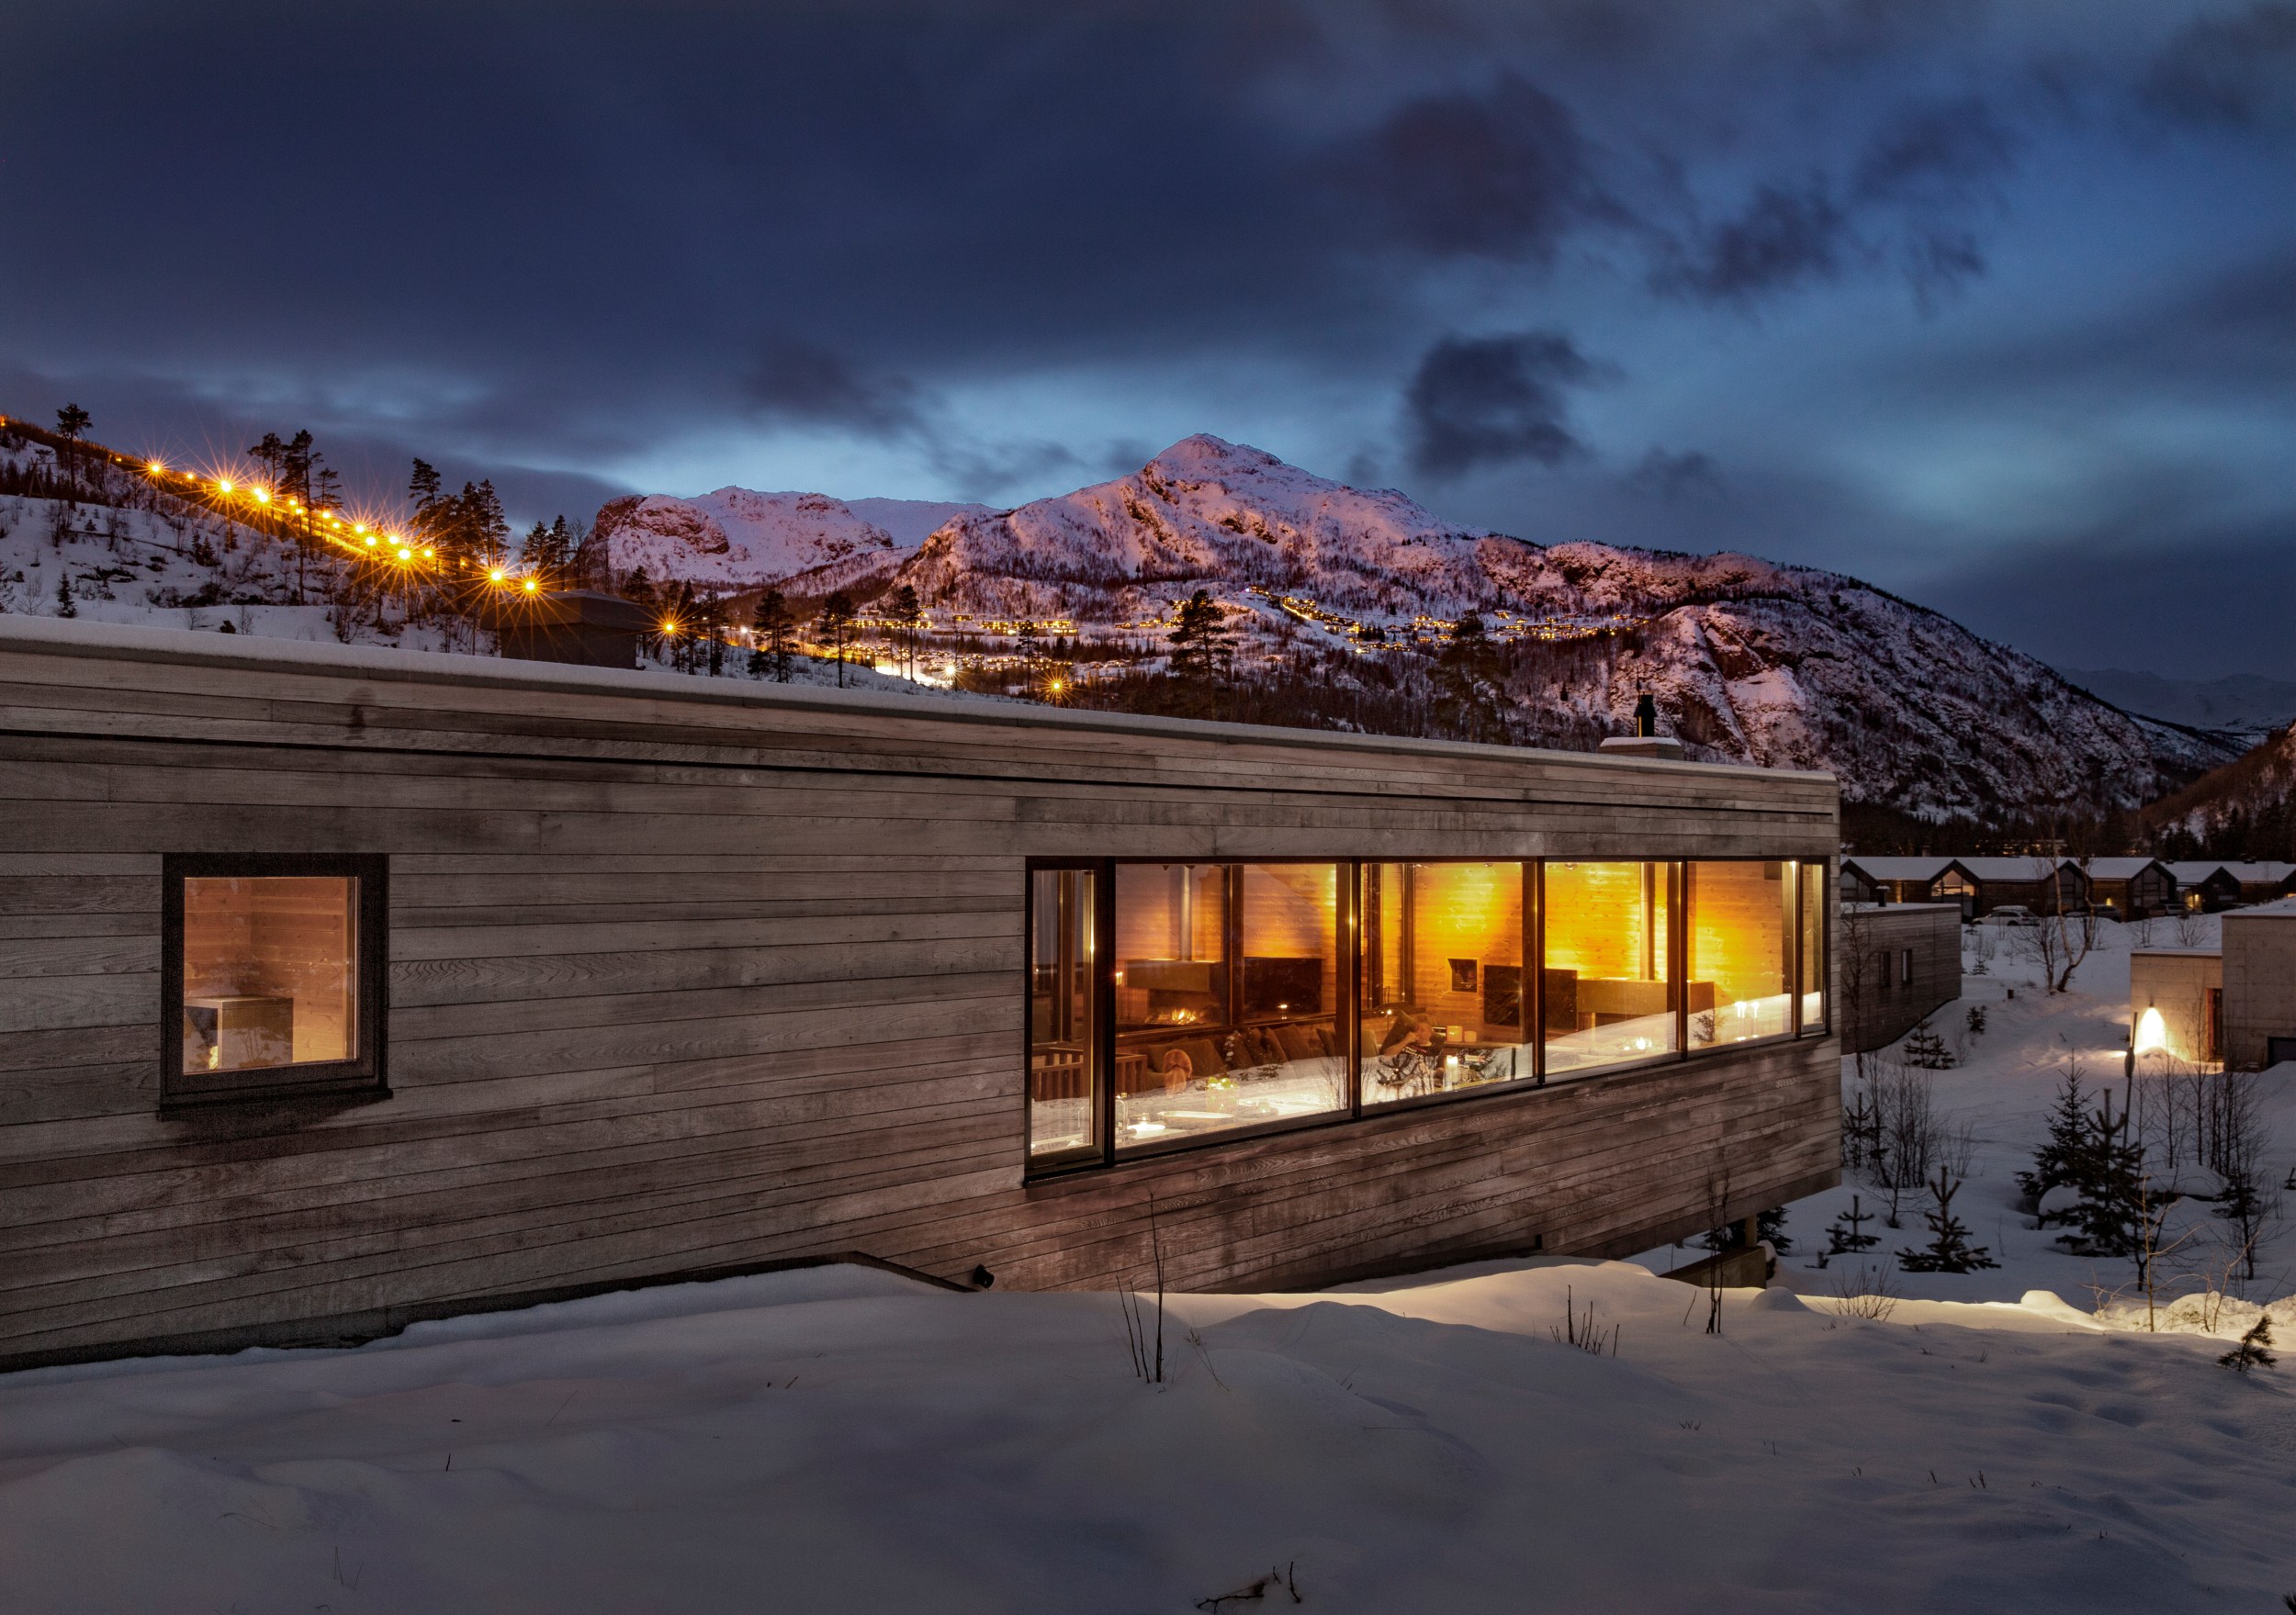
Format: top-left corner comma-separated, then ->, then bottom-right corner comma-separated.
2133,1006 -> 2168,1056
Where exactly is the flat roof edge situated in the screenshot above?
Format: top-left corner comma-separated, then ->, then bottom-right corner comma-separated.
0,615 -> 1838,786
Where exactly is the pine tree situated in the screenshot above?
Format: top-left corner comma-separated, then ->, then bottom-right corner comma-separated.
819,589 -> 855,688
2056,1091 -> 2145,1259
1965,1004 -> 1987,1037
751,589 -> 794,681
53,573 -> 75,618
2017,1068 -> 2089,1218
1903,1023 -> 1955,1069
889,582 -> 923,677
2212,1167 -> 2268,1281
1897,1169 -> 1998,1273
2218,1314 -> 2276,1374
53,402 -> 90,498
1825,1193 -> 1879,1255
1167,589 -> 1232,684
408,459 -> 444,530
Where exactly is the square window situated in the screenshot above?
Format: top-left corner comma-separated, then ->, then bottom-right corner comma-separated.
163,855 -> 388,1105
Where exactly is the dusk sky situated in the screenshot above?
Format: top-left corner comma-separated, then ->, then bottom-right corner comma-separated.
5,2 -> 2291,678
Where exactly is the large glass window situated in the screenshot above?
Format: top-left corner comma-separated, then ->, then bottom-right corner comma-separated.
1685,861 -> 1794,1049
165,856 -> 384,1104
1541,861 -> 1676,1078
1360,862 -> 1529,1105
1028,867 -> 1100,1162
1113,862 -> 1345,1150
1799,862 -> 1827,1032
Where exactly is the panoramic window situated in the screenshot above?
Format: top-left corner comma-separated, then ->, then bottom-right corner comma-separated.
1360,862 -> 1529,1105
165,857 -> 383,1103
1028,867 -> 1100,1162
1685,861 -> 1794,1049
1112,862 -> 1345,1150
1542,861 -> 1676,1077
1798,862 -> 1827,1032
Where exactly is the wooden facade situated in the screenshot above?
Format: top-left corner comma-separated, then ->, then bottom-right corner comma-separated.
0,620 -> 1840,1370
1837,903 -> 1963,1055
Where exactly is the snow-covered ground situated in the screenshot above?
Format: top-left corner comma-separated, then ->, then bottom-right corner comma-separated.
3,916 -> 2291,1612
4,1257 -> 2292,1611
1636,914 -> 2296,1334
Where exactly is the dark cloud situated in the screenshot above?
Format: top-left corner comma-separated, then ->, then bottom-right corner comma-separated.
1339,73 -> 1612,260
1853,95 -> 2020,204
1625,448 -> 1726,501
1404,331 -> 1606,478
743,337 -> 923,439
1652,183 -> 1848,302
2140,3 -> 2296,128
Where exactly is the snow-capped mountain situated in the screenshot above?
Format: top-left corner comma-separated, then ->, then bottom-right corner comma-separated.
574,434 -> 2234,818
2144,723 -> 2296,855
579,488 -> 989,593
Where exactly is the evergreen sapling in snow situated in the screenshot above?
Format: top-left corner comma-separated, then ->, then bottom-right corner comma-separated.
1897,1168 -> 1998,1273
2017,1067 -> 2089,1220
1824,1194 -> 1879,1256
1902,1023 -> 1955,1069
2219,1315 -> 2276,1374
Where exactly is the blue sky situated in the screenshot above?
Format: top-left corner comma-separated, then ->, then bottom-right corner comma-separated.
4,1 -> 2290,676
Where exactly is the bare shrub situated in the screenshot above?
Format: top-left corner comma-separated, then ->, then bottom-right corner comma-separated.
1828,1262 -> 1900,1322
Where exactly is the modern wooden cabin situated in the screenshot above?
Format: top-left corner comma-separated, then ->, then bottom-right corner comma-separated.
0,619 -> 1840,1369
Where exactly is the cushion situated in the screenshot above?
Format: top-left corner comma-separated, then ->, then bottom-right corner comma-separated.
1273,1023 -> 1323,1064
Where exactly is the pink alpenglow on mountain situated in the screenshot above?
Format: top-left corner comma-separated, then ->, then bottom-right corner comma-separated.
578,488 -> 990,592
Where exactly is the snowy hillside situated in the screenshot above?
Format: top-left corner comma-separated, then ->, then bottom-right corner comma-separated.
577,435 -> 2235,818
2145,723 -> 2296,856
0,440 -> 483,656
579,488 -> 989,593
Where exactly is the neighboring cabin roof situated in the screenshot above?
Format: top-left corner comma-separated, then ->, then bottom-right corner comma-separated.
2218,861 -> 2296,885
1840,857 -> 1956,881
1951,857 -> 2075,881
2081,858 -> 2172,880
2167,861 -> 2241,883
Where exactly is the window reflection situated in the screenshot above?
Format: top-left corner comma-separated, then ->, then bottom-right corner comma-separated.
1114,863 -> 1345,1149
1542,861 -> 1676,1077
1361,862 -> 1528,1105
181,876 -> 357,1073
1028,868 -> 1098,1161
1799,862 -> 1827,1033
1686,861 -> 1794,1048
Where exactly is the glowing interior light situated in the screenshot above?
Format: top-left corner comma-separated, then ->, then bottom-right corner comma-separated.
2134,1006 -> 2168,1055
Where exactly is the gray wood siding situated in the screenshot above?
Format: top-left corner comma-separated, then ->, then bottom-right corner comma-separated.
1838,904 -> 1962,1054
0,626 -> 1840,1366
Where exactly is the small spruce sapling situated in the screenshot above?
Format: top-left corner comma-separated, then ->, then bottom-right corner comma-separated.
2057,1091 -> 2146,1260
2017,1067 -> 2089,1220
2219,1315 -> 2276,1374
1966,1004 -> 1987,1037
1825,1194 -> 1879,1256
1897,1168 -> 1998,1273
1902,1023 -> 1956,1070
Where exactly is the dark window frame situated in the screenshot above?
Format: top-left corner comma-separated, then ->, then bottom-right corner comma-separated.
160,853 -> 389,1107
1026,852 -> 1829,1179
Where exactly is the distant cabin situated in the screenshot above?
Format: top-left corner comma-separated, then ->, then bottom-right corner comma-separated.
2132,896 -> 2296,1070
2080,858 -> 2178,920
2166,860 -> 2296,913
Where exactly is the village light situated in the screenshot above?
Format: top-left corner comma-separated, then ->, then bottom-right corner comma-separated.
2134,1005 -> 2167,1055
253,488 -> 270,504
522,577 -> 539,593
489,567 -> 506,583
146,460 -> 163,475
217,478 -> 234,494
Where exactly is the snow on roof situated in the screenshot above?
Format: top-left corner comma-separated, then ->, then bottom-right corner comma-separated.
2227,895 -> 2296,919
2218,861 -> 2296,883
1950,857 -> 2070,880
2080,858 -> 2168,879
1840,857 -> 1955,880
2167,861 -> 2237,882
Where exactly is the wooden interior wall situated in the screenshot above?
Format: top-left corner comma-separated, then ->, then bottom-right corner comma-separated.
0,627 -> 1840,1366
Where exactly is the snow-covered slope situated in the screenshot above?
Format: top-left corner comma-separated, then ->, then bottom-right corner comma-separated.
578,488 -> 989,591
2144,723 -> 2296,852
